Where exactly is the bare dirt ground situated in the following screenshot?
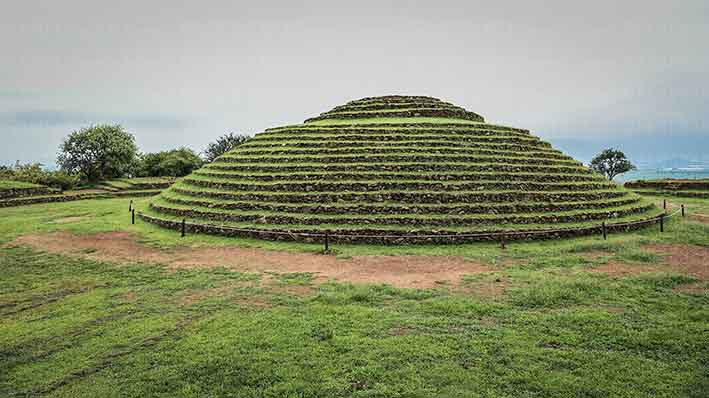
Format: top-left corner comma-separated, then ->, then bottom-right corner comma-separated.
458,276 -> 508,298
11,232 -> 492,289
690,213 -> 709,224
12,232 -> 706,291
588,261 -> 661,277
587,244 -> 708,294
645,244 -> 709,280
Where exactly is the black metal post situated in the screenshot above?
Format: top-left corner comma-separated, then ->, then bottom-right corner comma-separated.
129,199 -> 133,212
181,219 -> 186,237
602,221 -> 607,240
663,199 -> 666,210
681,204 -> 685,217
659,214 -> 664,233
131,208 -> 135,225
324,233 -> 329,252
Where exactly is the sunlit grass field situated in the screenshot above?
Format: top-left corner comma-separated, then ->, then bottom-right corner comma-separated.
0,197 -> 707,397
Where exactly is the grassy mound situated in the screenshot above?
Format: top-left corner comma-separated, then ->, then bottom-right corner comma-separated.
626,179 -> 709,199
97,177 -> 176,192
145,96 -> 660,242
0,177 -> 172,208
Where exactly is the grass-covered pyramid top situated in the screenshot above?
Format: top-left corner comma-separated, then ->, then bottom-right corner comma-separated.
304,95 -> 484,123
142,95 -> 661,243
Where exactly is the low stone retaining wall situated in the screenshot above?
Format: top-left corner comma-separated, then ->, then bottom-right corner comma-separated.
625,180 -> 709,190
254,133 -> 543,146
632,190 -> 709,199
206,162 -> 587,174
149,202 -> 653,227
192,170 -> 597,183
171,186 -> 627,204
241,141 -> 550,154
219,154 -> 576,167
0,190 -> 160,208
161,194 -> 641,215
305,108 -> 485,123
267,123 -> 529,134
0,187 -> 53,199
182,178 -> 613,193
138,212 -> 665,244
234,147 -> 569,160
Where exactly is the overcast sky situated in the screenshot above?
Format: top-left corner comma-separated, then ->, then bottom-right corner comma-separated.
1,0 -> 707,166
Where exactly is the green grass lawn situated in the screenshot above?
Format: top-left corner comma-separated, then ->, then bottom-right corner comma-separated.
0,197 -> 707,397
96,177 -> 175,191
0,180 -> 45,189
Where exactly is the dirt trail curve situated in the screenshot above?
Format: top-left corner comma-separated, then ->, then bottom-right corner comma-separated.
11,232 -> 707,288
645,244 -> 709,280
11,232 -> 492,288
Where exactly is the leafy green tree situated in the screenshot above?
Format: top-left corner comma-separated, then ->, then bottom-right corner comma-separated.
57,124 -> 138,182
589,148 -> 636,180
203,133 -> 250,162
135,148 -> 203,177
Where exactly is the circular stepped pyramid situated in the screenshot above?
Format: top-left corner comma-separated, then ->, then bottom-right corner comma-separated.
141,95 -> 662,243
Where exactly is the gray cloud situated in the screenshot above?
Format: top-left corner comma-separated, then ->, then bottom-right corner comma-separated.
0,0 -> 707,165
0,110 -> 188,129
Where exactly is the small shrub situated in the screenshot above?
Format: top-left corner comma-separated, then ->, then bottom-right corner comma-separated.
203,133 -> 250,162
134,148 -> 203,177
42,171 -> 79,191
0,162 -> 79,190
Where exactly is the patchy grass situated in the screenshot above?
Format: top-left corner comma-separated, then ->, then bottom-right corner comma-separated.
303,117 -> 486,126
0,179 -> 45,189
0,196 -> 707,257
0,195 -> 708,396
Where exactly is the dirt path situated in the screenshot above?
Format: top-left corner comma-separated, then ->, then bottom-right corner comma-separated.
586,244 -> 708,283
11,232 -> 492,289
645,244 -> 709,280
12,232 -> 706,289
588,261 -> 661,277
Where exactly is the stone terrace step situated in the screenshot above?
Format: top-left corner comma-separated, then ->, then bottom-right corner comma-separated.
161,190 -> 641,215
305,108 -> 485,123
215,154 -> 580,167
193,170 -> 601,183
149,199 -> 653,227
267,123 -> 529,133
239,140 -> 550,152
205,162 -> 590,174
171,185 -> 629,204
182,177 -> 615,193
